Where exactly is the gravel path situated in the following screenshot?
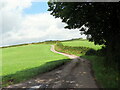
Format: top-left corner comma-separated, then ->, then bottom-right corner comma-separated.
6,45 -> 99,89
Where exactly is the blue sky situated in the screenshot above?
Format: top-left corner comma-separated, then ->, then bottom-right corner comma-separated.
1,1 -> 85,46
23,2 -> 49,14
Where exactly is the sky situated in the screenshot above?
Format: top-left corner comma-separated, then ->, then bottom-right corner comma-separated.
0,0 -> 86,47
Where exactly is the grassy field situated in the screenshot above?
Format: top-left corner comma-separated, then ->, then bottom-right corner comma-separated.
1,39 -> 118,88
62,40 -> 102,50
55,40 -> 118,88
1,44 -> 70,86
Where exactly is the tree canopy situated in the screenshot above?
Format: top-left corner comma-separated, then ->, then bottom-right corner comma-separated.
48,2 -> 119,44
48,2 -> 120,66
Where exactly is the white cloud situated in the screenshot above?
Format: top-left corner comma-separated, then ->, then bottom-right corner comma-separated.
1,1 -> 86,46
1,0 -> 32,34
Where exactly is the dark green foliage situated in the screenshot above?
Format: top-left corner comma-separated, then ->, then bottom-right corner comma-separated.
85,47 -> 107,56
97,47 -> 106,56
61,38 -> 86,42
82,55 -> 119,88
44,40 -> 59,44
56,42 -> 64,47
85,49 -> 97,55
48,2 -> 120,67
48,2 -> 120,45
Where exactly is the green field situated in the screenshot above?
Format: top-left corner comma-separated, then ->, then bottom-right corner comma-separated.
1,44 -> 70,86
1,39 -> 118,88
62,40 -> 102,50
55,40 -> 118,88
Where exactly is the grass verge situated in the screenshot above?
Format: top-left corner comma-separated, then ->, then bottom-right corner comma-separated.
54,42 -> 90,56
54,42 -> 118,88
82,55 -> 119,88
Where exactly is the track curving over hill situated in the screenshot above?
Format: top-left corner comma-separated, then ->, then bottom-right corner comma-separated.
6,45 -> 99,89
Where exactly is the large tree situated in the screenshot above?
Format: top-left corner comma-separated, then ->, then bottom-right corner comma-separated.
48,2 -> 120,66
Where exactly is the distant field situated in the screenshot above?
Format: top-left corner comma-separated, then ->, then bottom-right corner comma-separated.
1,44 -> 69,86
62,40 -> 102,50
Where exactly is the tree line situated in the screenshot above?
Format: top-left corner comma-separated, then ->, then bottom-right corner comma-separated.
48,2 -> 120,69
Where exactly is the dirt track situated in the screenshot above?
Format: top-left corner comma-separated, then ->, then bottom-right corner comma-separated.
6,45 -> 99,89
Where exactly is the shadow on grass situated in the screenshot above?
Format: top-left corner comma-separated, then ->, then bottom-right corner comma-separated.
2,59 -> 71,87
